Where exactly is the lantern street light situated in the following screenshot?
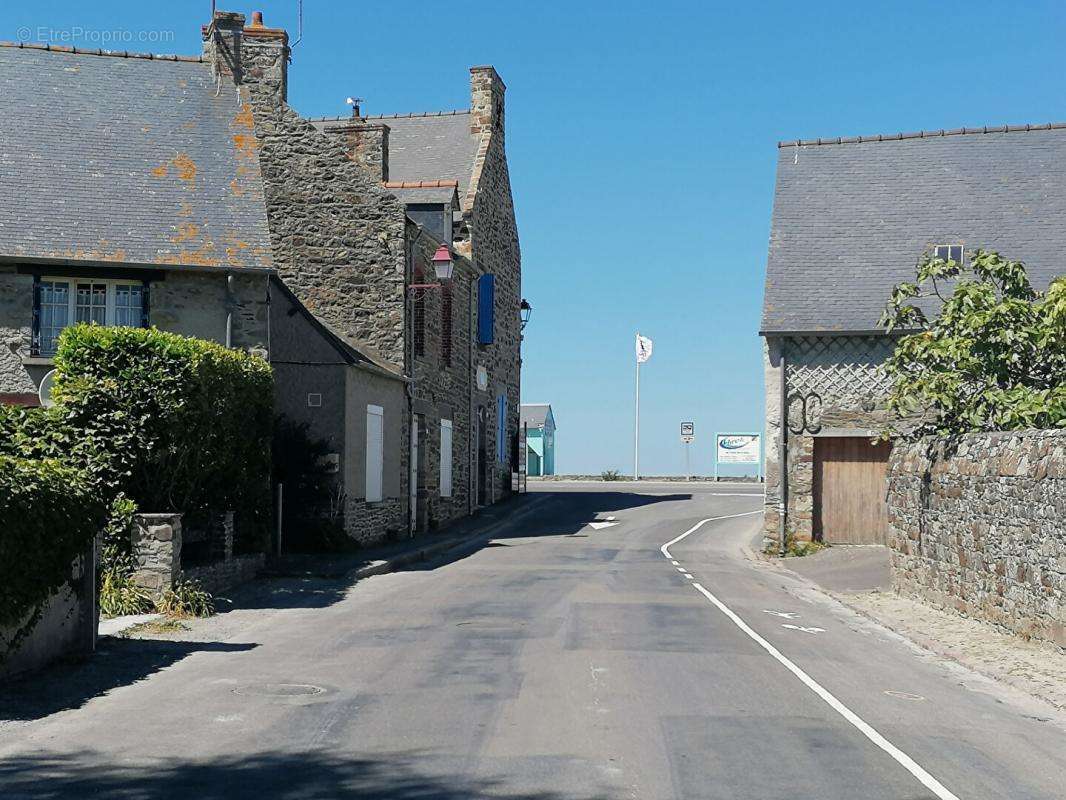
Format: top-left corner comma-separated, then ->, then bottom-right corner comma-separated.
409,244 -> 454,290
431,244 -> 454,282
520,298 -> 532,330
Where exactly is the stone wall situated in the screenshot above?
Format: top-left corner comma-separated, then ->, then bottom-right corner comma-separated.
888,430 -> 1066,647
762,334 -> 896,544
465,67 -> 523,503
408,222 -> 473,528
344,497 -> 405,546
131,511 -> 264,597
185,553 -> 265,596
0,542 -> 97,679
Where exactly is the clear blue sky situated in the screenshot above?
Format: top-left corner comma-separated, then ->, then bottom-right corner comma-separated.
11,1 -> 1066,475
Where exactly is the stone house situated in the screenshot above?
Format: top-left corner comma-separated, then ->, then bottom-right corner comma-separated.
270,280 -> 408,545
1,8 -> 525,549
761,122 -> 1066,547
201,10 -> 524,534
0,34 -> 408,552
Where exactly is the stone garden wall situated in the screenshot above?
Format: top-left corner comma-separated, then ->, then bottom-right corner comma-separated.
887,430 -> 1066,647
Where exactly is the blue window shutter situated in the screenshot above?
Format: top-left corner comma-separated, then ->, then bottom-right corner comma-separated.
477,274 -> 495,345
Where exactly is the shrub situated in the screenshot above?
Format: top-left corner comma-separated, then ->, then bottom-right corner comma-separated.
52,325 -> 273,540
601,469 -> 621,481
98,564 -> 155,618
156,578 -> 214,619
882,250 -> 1066,436
0,456 -> 103,655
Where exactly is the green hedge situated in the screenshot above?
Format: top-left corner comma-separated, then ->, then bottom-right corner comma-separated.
1,326 -> 272,653
0,455 -> 102,646
53,325 -> 273,537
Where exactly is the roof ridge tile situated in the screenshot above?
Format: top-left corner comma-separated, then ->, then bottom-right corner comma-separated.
0,40 -> 203,62
779,121 -> 1066,148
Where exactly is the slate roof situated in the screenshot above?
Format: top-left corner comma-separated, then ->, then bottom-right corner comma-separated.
0,44 -> 273,270
520,404 -> 554,430
761,124 -> 1066,334
311,111 -> 479,202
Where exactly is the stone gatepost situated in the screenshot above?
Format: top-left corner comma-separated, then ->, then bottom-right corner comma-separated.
208,511 -> 235,563
131,513 -> 183,596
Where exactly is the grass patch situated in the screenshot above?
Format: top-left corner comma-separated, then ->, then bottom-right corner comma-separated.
120,619 -> 190,637
763,535 -> 829,558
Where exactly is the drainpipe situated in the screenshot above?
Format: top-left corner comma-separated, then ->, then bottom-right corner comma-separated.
225,273 -> 235,348
778,345 -> 789,556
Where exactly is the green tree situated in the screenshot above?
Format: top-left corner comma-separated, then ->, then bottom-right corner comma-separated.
880,248 -> 1066,437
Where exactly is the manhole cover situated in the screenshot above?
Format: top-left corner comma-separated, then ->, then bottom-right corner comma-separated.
233,683 -> 325,697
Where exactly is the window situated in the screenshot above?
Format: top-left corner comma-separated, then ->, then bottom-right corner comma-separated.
34,277 -> 146,355
496,393 -> 508,463
933,245 -> 964,264
440,418 -> 453,497
441,283 -> 453,367
365,405 -> 384,502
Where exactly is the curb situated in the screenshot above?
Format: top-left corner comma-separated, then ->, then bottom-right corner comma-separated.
343,494 -> 548,582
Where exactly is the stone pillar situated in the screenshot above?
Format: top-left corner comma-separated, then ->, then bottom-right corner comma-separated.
762,337 -> 783,545
131,513 -> 182,596
208,511 -> 235,563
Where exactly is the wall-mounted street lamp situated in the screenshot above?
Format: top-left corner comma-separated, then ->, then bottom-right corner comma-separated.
432,244 -> 454,283
520,298 -> 532,330
409,244 -> 455,290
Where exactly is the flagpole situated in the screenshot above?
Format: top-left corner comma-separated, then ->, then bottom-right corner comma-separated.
634,336 -> 640,481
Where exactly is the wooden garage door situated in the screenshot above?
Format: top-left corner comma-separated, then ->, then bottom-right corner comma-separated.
813,437 -> 892,544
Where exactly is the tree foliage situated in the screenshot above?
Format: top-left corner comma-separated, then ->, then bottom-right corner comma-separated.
880,248 -> 1066,437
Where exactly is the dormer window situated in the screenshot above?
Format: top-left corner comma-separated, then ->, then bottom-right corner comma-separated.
933,245 -> 964,264
406,203 -> 451,244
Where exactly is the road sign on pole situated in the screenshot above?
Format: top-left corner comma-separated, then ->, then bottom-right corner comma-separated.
681,421 -> 694,437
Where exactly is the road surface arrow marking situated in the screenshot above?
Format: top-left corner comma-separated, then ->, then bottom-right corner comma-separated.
762,610 -> 799,619
589,521 -> 619,530
782,624 -> 825,634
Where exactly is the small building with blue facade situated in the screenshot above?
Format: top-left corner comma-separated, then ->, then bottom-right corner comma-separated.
521,404 -> 556,477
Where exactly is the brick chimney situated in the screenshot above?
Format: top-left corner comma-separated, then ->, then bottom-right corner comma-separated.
202,9 -> 289,106
470,66 -> 505,140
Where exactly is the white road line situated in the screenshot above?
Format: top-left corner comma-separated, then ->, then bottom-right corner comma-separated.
662,514 -> 961,800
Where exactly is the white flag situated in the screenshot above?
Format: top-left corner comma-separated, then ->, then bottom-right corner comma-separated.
636,334 -> 653,364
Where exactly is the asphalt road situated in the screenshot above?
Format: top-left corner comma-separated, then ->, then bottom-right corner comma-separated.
2,482 -> 1065,799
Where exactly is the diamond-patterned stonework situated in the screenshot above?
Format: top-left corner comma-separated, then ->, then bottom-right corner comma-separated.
785,335 -> 896,411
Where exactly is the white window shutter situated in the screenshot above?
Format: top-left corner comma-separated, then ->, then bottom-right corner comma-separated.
366,405 -> 384,502
440,419 -> 453,498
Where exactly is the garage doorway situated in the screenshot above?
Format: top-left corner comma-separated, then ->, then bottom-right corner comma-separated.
813,437 -> 892,544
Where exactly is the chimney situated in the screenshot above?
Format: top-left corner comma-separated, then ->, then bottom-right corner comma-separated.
202,9 -> 289,106
323,121 -> 391,183
470,66 -> 506,140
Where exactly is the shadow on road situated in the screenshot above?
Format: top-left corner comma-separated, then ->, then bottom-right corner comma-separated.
402,491 -> 694,573
0,749 -> 612,800
0,638 -> 256,723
